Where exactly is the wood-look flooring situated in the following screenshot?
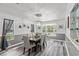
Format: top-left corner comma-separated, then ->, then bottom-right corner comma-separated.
0,39 -> 66,56
36,39 -> 64,56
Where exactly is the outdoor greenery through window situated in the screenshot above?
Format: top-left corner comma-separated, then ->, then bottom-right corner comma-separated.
42,24 -> 57,33
6,23 -> 14,41
42,25 -> 46,32
6,32 -> 14,41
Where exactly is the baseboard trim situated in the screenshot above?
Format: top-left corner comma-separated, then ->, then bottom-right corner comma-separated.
7,42 -> 23,49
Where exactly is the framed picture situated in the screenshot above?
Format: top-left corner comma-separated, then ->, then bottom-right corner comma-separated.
59,25 -> 63,29
19,25 -> 22,28
23,24 -> 26,27
27,26 -> 29,29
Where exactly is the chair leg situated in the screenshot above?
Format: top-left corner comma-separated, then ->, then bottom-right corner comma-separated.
23,47 -> 25,54
38,45 -> 40,52
32,47 -> 35,52
43,41 -> 47,48
40,45 -> 43,51
43,44 -> 44,48
45,41 -> 47,47
28,49 -> 31,56
40,45 -> 41,51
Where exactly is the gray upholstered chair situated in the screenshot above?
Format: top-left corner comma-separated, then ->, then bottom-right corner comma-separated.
39,34 -> 47,51
44,34 -> 47,47
22,36 -> 36,55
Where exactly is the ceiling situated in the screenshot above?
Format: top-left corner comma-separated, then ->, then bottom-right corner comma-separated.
0,3 -> 67,21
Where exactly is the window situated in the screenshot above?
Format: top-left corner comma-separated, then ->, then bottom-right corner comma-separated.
6,32 -> 14,41
42,24 -> 57,33
42,25 -> 46,32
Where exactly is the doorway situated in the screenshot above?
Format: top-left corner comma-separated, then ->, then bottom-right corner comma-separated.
1,18 -> 14,50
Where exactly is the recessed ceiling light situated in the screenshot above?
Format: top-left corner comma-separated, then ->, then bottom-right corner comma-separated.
35,13 -> 42,17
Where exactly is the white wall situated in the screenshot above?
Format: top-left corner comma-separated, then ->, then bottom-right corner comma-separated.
0,12 -> 35,36
0,17 -> 3,36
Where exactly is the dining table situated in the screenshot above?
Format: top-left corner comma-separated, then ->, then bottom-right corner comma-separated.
29,37 -> 41,53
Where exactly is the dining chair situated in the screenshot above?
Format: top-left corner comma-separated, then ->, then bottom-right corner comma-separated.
22,36 -> 36,55
44,34 -> 47,48
38,34 -> 47,51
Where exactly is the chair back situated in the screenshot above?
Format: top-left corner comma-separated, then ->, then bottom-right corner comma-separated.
41,35 -> 45,45
22,36 -> 30,49
41,34 -> 47,46
44,34 -> 47,41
